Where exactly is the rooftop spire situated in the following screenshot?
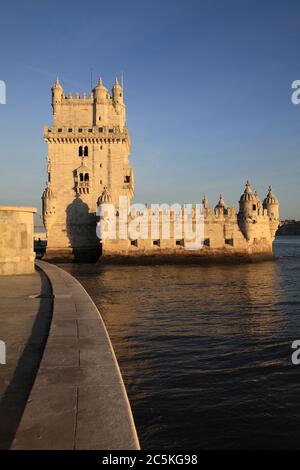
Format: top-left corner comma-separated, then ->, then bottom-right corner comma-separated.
215,194 -> 226,209
245,179 -> 252,193
263,185 -> 278,206
202,194 -> 209,208
53,77 -> 62,89
239,179 -> 256,202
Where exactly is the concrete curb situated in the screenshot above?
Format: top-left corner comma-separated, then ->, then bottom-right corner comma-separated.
12,260 -> 140,450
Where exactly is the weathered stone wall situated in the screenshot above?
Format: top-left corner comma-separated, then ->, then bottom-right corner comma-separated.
0,206 -> 36,275
101,206 -> 277,257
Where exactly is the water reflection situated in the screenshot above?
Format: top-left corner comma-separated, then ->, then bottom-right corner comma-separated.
61,237 -> 300,449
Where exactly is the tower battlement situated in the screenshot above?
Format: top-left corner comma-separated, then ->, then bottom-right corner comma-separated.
51,78 -> 126,129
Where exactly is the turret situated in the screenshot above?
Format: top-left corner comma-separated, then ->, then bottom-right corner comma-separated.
93,78 -> 111,125
51,78 -> 63,125
112,77 -> 126,129
263,186 -> 279,219
96,186 -> 114,241
112,78 -> 123,105
42,185 -> 56,230
94,78 -> 109,104
97,185 -> 112,206
238,180 -> 257,241
263,186 -> 280,238
214,194 -> 227,216
238,180 -> 257,218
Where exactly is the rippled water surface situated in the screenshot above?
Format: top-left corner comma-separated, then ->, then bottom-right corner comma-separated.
61,237 -> 300,449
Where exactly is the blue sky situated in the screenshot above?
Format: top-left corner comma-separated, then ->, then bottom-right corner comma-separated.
0,0 -> 300,220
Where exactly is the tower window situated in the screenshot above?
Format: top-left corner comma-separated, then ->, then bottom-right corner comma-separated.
79,146 -> 83,157
253,204 -> 257,210
88,128 -> 92,133
68,128 -> 72,132
99,127 -> 103,132
225,238 -> 234,246
84,146 -> 88,156
76,172 -> 89,195
58,128 -> 62,132
78,128 -> 82,132
124,175 -> 130,183
48,172 -> 51,182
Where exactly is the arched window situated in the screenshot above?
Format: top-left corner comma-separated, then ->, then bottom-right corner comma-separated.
84,173 -> 89,181
79,173 -> 84,182
84,146 -> 88,157
79,146 -> 83,157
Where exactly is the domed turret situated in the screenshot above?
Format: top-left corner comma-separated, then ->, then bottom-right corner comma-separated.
263,186 -> 279,209
215,194 -> 227,215
97,186 -> 112,206
43,186 -> 54,200
238,180 -> 258,218
238,180 -> 258,241
215,194 -> 227,211
52,77 -> 63,94
112,77 -> 126,129
239,179 -> 256,202
96,186 -> 114,242
263,186 -> 280,238
94,78 -> 109,103
42,185 -> 56,228
51,78 -> 64,123
112,77 -> 123,105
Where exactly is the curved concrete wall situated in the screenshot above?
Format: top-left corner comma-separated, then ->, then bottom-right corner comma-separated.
12,260 -> 140,450
0,206 -> 36,275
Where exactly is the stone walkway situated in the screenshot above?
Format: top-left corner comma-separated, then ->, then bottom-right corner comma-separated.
11,261 -> 140,450
0,269 -> 52,449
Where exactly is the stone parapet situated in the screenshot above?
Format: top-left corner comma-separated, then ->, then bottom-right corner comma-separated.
0,206 -> 36,275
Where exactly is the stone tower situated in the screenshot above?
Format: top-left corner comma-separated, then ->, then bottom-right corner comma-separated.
42,78 -> 134,260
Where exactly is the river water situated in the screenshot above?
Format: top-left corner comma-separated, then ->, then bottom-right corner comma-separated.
61,237 -> 300,449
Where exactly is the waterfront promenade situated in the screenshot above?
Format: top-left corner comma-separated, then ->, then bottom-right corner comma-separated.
0,261 -> 139,450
